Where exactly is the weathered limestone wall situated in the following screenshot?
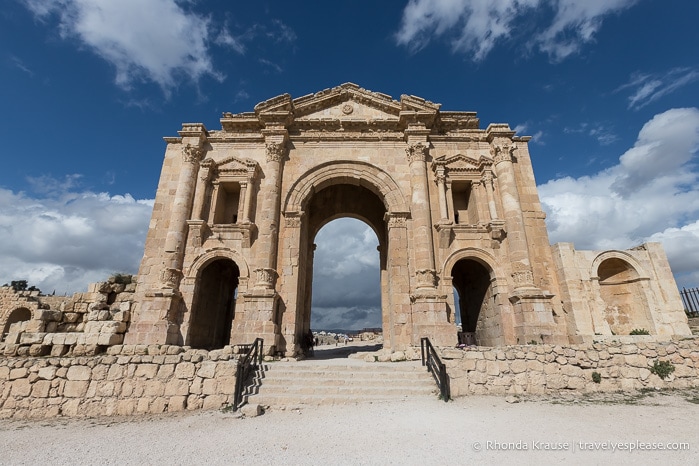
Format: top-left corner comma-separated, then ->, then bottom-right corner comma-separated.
441,337 -> 699,396
552,242 -> 691,339
1,280 -> 135,358
0,345 -> 239,419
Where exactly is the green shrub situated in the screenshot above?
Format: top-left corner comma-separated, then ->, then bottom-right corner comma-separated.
650,360 -> 675,380
630,329 -> 650,335
591,371 -> 601,384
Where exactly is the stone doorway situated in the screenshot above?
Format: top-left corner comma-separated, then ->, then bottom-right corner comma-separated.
188,258 -> 239,350
451,259 -> 493,345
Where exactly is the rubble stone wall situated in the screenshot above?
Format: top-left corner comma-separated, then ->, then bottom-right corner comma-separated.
442,337 -> 699,396
0,345 -> 239,419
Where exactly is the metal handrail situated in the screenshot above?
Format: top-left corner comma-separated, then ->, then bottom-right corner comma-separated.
421,337 -> 450,402
232,338 -> 263,411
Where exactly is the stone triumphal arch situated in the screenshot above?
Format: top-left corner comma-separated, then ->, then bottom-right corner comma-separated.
124,83 -> 690,355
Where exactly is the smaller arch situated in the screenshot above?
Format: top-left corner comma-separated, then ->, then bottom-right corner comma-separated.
186,247 -> 250,280
591,251 -> 648,282
2,307 -> 32,340
441,247 -> 500,281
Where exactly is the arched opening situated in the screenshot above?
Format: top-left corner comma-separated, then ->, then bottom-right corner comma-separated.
598,258 -> 652,335
189,258 -> 240,350
2,307 -> 32,341
310,218 -> 382,352
451,259 -> 493,346
298,183 -> 388,356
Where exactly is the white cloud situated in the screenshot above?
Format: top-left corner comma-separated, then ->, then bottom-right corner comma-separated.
0,180 -> 152,295
395,0 -> 638,61
539,107 -> 699,288
617,68 -> 699,110
22,0 -> 221,92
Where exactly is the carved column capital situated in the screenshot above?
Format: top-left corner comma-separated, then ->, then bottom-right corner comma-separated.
160,267 -> 183,290
384,212 -> 409,229
511,269 -> 534,289
491,143 -> 516,165
265,141 -> 287,163
405,142 -> 429,163
254,267 -> 277,288
284,210 -> 304,228
415,268 -> 437,288
183,144 -> 205,164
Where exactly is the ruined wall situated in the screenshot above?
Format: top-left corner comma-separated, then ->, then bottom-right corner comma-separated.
552,242 -> 691,340
0,278 -> 135,358
0,345 -> 239,419
441,337 -> 699,396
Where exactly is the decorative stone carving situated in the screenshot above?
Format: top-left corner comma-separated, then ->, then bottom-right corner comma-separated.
265,141 -> 287,163
182,144 -> 204,164
341,103 -> 353,114
160,267 -> 183,290
284,211 -> 304,228
511,269 -> 534,288
491,143 -> 516,165
416,269 -> 437,288
254,267 -> 277,288
405,142 -> 428,163
385,212 -> 409,228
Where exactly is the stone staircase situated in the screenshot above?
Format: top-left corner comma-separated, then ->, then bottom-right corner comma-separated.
243,360 -> 437,408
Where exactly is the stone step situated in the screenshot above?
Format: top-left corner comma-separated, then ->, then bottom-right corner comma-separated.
247,393 -> 432,408
244,360 -> 438,408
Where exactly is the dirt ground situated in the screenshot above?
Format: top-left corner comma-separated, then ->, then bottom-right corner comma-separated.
0,387 -> 697,465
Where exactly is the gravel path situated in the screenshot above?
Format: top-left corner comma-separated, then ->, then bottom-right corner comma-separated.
1,390 -> 697,465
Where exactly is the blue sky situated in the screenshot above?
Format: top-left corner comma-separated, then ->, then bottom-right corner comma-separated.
1,1 -> 698,329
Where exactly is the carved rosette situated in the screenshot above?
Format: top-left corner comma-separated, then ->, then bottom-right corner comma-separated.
183,144 -> 205,164
405,142 -> 428,163
511,269 -> 534,288
491,143 -> 516,165
265,141 -> 287,163
415,268 -> 437,288
160,267 -> 183,289
254,267 -> 277,288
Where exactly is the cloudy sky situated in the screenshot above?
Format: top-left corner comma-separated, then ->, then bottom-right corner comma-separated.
1,1 -> 698,329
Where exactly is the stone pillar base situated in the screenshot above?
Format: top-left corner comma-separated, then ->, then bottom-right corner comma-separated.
124,294 -> 182,345
410,295 -> 456,347
231,290 -> 280,355
509,291 -> 569,345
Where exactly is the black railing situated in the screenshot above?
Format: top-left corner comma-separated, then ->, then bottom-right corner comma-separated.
232,338 -> 263,411
681,287 -> 699,317
420,337 -> 450,402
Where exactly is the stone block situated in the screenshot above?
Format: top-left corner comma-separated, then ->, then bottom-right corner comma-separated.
64,380 -> 89,397
175,362 -> 196,379
19,333 -> 46,345
240,403 -> 262,417
134,364 -> 158,379
31,380 -> 51,398
9,368 -> 28,380
38,366 -> 57,380
97,333 -> 124,346
11,379 -> 31,397
197,361 -> 217,379
66,366 -> 91,381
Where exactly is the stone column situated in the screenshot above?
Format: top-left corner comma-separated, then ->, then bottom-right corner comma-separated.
191,158 -> 214,221
491,139 -> 534,289
163,143 -> 205,285
253,137 -> 288,289
481,170 -> 499,221
242,166 -> 256,223
405,141 -> 437,290
434,167 -> 449,221
237,181 -> 247,223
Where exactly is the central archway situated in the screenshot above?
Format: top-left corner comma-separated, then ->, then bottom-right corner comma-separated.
310,218 -> 382,349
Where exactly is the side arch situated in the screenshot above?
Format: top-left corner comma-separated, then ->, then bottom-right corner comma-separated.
185,247 -> 250,281
283,160 -> 409,214
590,250 -> 648,281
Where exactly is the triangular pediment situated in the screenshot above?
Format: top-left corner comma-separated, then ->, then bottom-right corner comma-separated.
214,156 -> 258,177
292,83 -> 402,121
433,153 -> 493,173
